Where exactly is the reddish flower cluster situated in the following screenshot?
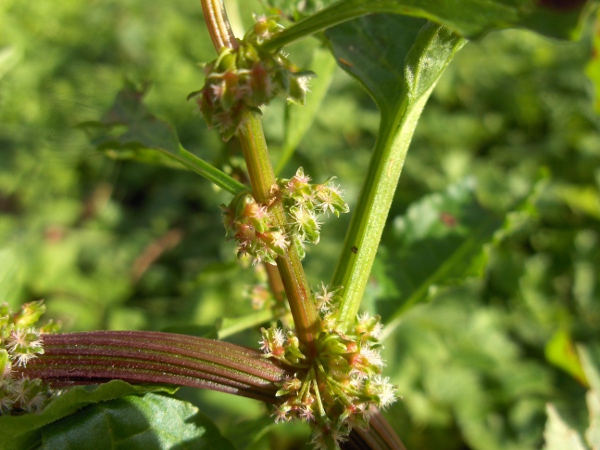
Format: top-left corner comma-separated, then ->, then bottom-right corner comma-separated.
259,285 -> 396,449
192,16 -> 312,140
223,168 -> 349,265
0,301 -> 59,414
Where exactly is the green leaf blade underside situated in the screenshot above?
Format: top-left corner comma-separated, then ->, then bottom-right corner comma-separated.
325,14 -> 427,114
376,179 -> 504,338
264,0 -> 595,51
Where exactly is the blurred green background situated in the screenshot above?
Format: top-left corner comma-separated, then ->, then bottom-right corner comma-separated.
1,1 -> 599,449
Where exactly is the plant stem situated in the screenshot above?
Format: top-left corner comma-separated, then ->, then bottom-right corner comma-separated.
17,331 -> 290,403
331,25 -> 465,330
200,0 -> 320,354
201,0 -> 237,50
239,113 -> 320,355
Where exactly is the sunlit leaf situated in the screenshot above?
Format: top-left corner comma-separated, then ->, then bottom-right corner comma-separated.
0,381 -> 176,450
39,393 -> 235,450
266,0 -> 595,51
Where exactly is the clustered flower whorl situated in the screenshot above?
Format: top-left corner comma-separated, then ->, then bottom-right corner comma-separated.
0,301 -> 59,414
259,284 -> 397,449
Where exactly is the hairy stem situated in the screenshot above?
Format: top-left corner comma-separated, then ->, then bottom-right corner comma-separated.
200,0 -> 237,50
16,331 -> 289,403
200,0 -> 320,353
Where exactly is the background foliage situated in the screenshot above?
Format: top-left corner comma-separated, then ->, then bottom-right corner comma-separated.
1,0 -> 599,449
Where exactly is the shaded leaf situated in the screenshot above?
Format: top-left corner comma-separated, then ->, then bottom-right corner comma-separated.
39,393 -> 235,450
325,14 -> 428,114
81,85 -> 245,195
376,178 -> 503,329
0,381 -> 177,450
267,0 -> 595,52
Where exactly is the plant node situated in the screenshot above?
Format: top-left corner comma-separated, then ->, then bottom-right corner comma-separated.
0,301 -> 60,414
223,168 -> 349,264
259,284 -> 396,449
191,15 -> 313,140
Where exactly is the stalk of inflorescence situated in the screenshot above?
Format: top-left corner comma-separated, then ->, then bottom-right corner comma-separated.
196,2 -> 398,447
200,0 -> 320,355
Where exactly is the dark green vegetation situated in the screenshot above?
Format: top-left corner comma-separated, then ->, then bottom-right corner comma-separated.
1,0 -> 599,449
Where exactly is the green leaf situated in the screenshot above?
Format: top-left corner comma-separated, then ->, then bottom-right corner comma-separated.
81,85 -> 246,195
39,393 -> 235,450
264,0 -> 595,51
377,179 -> 503,334
0,381 -> 177,450
545,329 -> 588,386
325,14 -> 428,114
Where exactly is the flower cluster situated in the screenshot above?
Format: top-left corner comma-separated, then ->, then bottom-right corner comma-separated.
1,301 -> 59,414
259,285 -> 396,449
276,168 -> 349,259
191,15 -> 312,140
223,168 -> 349,265
223,191 -> 289,265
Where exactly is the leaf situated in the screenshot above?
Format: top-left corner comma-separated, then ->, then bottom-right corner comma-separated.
0,381 -> 177,450
265,0 -> 595,52
545,329 -> 588,386
376,178 -> 503,331
325,14 -> 428,114
38,393 -> 235,450
81,85 -> 245,195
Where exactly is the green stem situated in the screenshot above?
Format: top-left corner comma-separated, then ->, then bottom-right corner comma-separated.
239,113 -> 320,355
331,26 -> 465,330
200,0 -> 320,354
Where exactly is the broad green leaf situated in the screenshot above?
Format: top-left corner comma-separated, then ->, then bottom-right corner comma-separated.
81,86 -> 245,195
377,179 -> 503,334
325,14 -> 428,114
264,0 -> 595,51
0,381 -> 177,450
39,393 -> 235,450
